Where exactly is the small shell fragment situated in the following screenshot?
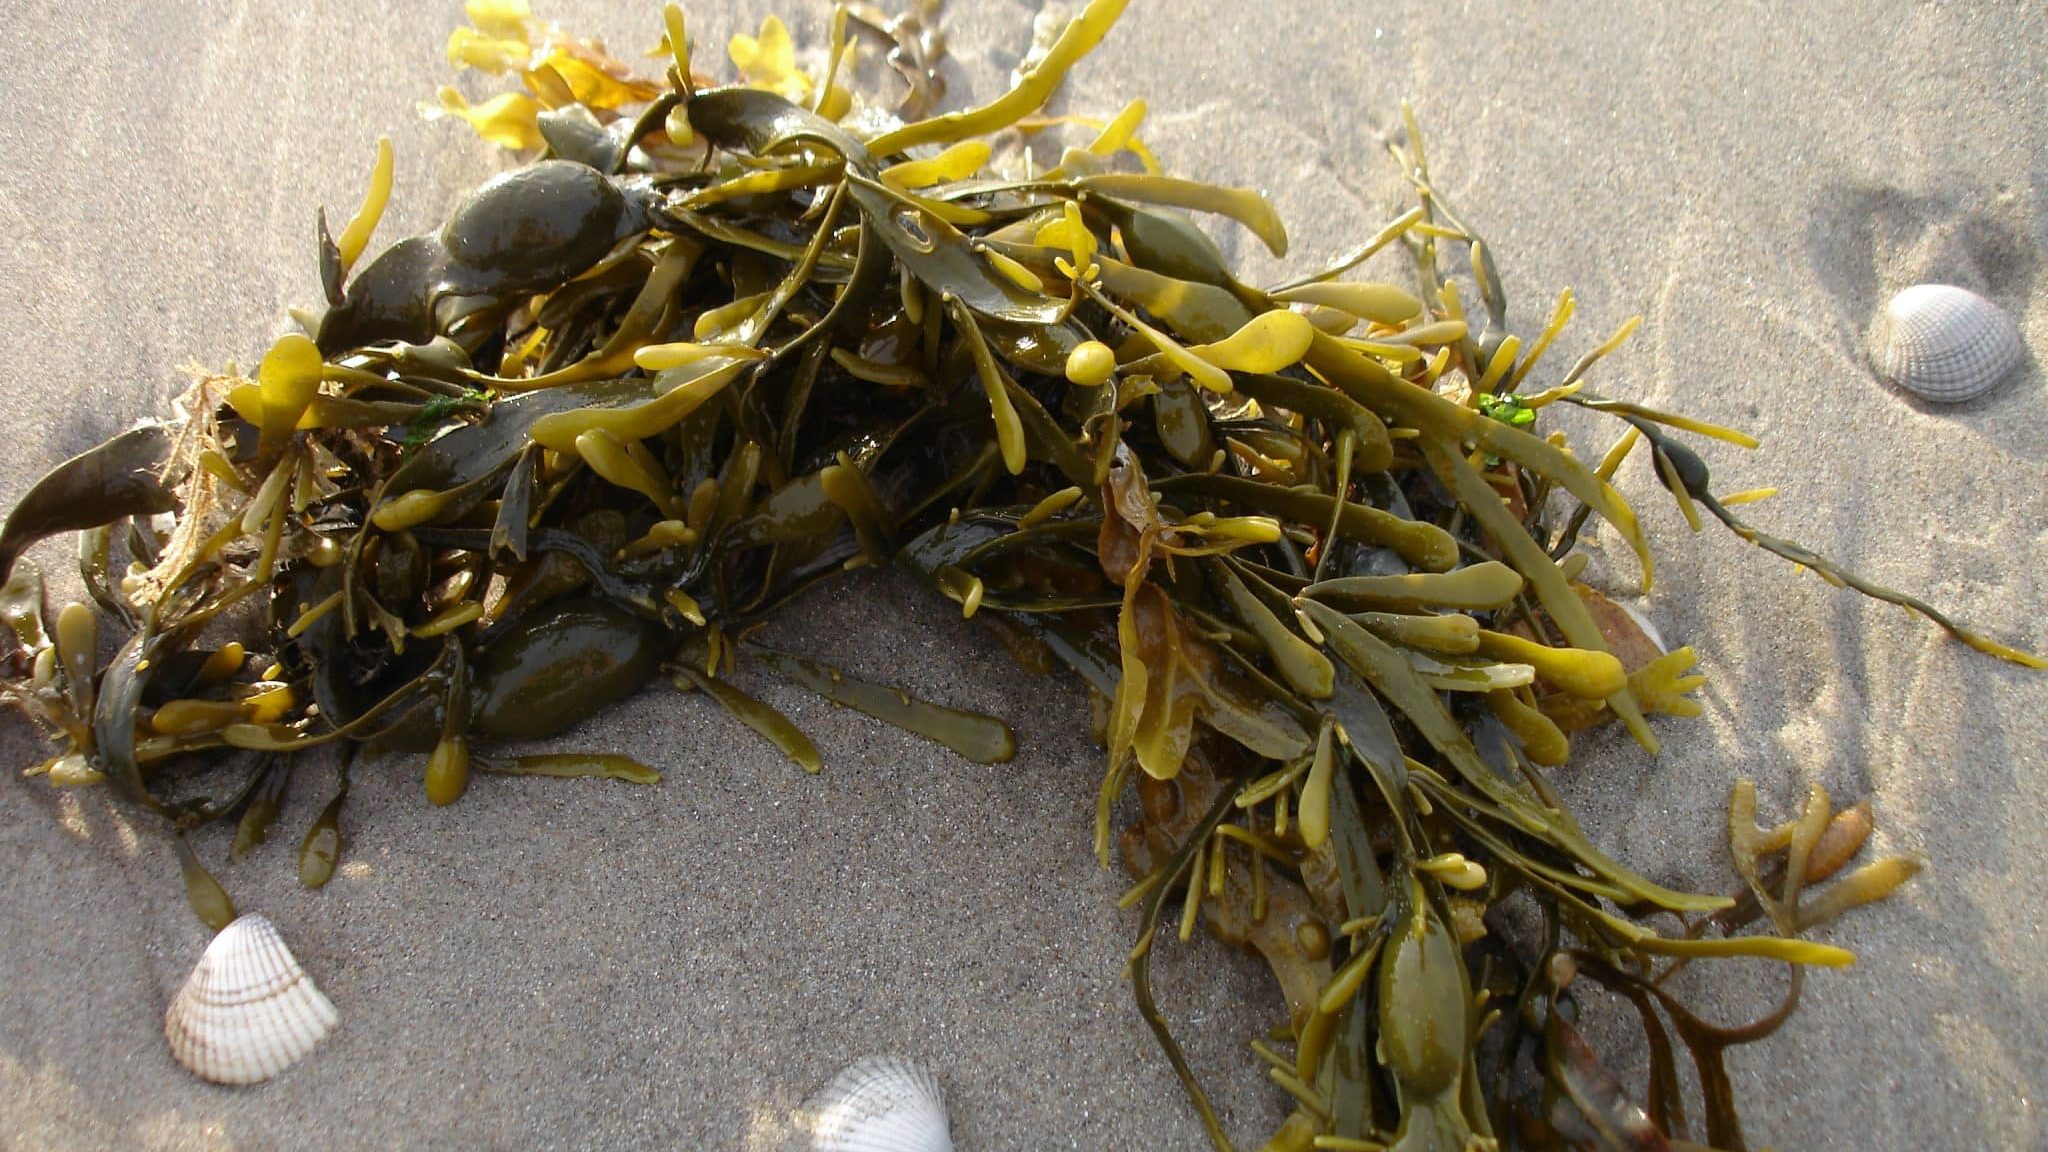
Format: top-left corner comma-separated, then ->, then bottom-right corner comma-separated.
807,1055 -> 954,1152
165,913 -> 337,1085
1869,284 -> 2026,403
1611,596 -> 1668,656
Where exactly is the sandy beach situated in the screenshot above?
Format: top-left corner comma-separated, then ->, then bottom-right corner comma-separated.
2,2 -> 2044,1149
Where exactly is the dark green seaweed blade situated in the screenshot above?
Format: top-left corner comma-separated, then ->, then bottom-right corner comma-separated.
299,761 -> 350,890
474,752 -> 662,783
848,177 -> 1069,324
0,423 -> 177,583
175,832 -> 237,931
686,86 -> 877,166
749,643 -> 1016,763
229,757 -> 294,862
674,664 -> 823,773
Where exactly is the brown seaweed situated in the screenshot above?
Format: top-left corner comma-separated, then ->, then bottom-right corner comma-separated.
0,1 -> 2036,1145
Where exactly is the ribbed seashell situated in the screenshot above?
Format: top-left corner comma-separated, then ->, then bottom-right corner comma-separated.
1869,284 -> 2026,403
165,914 -> 337,1085
807,1056 -> 954,1152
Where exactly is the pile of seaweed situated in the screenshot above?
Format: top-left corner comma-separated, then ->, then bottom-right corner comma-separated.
2,2 -> 2037,1148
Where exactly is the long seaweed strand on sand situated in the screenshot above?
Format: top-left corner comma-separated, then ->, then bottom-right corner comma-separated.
0,1 -> 2022,1147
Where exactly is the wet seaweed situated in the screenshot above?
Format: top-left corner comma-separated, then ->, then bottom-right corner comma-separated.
0,0 -> 2033,1144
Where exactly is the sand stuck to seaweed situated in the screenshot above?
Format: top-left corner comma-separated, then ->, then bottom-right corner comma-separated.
2,2 -> 2044,1148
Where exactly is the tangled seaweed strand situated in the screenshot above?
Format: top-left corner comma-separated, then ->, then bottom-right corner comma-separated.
0,1 -> 2034,1148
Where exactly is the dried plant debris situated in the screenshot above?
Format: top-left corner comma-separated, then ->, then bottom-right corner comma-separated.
1,0 -> 2034,1142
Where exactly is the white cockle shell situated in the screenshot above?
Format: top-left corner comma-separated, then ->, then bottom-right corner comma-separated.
165,913 -> 337,1085
1869,283 -> 2026,403
807,1055 -> 954,1152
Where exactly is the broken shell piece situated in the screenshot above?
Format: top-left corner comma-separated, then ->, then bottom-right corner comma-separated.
165,913 -> 337,1085
807,1055 -> 954,1152
1870,284 -> 2026,403
1611,597 -> 1667,656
